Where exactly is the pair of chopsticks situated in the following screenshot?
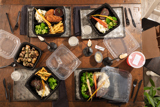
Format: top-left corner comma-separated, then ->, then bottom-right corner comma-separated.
87,80 -> 106,101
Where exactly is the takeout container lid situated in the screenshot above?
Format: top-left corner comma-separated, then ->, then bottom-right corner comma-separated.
0,29 -> 21,59
103,28 -> 140,59
46,44 -> 81,80
100,66 -> 132,103
127,51 -> 146,68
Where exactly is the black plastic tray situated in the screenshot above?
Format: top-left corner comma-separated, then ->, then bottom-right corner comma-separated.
14,42 -> 42,70
78,68 -> 103,101
32,6 -> 66,37
87,3 -> 120,36
25,66 -> 60,101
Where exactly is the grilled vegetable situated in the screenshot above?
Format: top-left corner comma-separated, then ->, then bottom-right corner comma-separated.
93,74 -> 97,96
86,73 -> 92,99
92,14 -> 117,23
91,16 -> 108,28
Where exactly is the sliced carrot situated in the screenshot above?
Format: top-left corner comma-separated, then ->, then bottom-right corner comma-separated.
91,16 -> 108,28
92,14 -> 117,23
93,74 -> 97,97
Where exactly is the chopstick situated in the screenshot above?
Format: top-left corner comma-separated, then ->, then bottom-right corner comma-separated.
87,80 -> 106,101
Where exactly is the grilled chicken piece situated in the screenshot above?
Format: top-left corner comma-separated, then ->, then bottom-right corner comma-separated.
45,9 -> 62,22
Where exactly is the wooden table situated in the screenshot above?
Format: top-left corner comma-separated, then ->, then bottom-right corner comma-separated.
0,0 -> 144,107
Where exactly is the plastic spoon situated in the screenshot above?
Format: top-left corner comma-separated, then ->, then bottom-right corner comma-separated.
0,62 -> 16,69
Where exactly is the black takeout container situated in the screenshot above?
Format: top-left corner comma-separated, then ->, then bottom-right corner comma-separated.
32,6 -> 66,37
14,42 -> 42,70
78,68 -> 103,101
25,66 -> 60,101
87,3 -> 120,36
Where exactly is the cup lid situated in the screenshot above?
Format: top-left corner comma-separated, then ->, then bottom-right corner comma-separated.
128,51 -> 146,68
0,30 -> 21,59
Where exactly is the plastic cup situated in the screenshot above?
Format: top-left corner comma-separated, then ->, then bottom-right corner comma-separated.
82,25 -> 92,35
68,36 -> 79,47
127,51 -> 146,68
11,71 -> 27,81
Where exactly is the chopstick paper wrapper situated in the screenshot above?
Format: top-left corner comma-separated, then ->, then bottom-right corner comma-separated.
95,45 -> 105,51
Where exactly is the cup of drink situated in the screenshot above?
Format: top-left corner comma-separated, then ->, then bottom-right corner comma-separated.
82,25 -> 92,35
11,71 -> 27,81
127,51 -> 145,68
68,36 -> 79,47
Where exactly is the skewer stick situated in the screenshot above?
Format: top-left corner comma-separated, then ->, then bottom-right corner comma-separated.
35,8 -> 52,27
87,80 -> 106,101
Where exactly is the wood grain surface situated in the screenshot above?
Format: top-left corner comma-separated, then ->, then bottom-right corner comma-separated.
0,0 -> 141,5
0,3 -> 144,107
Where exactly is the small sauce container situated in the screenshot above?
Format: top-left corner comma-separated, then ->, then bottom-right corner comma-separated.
95,51 -> 103,63
54,8 -> 64,17
127,51 -> 145,68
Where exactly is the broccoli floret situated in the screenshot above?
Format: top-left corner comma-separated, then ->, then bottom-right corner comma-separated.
49,82 -> 54,87
42,29 -> 48,34
41,23 -> 46,29
35,25 -> 41,29
113,21 -> 117,26
106,18 -> 111,24
81,76 -> 86,83
108,26 -> 113,29
112,17 -> 117,21
109,22 -> 113,26
81,90 -> 89,99
51,85 -> 56,90
45,26 -> 48,29
48,77 -> 57,83
35,28 -> 42,34
81,84 -> 87,91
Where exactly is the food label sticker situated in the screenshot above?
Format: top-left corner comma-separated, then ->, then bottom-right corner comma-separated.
132,54 -> 141,65
129,55 -> 132,59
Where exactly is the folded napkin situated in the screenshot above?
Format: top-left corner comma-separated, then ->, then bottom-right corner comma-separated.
20,5 -> 31,35
73,6 -> 90,36
52,81 -> 69,107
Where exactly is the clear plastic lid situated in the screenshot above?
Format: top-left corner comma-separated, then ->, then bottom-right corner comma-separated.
97,66 -> 132,103
46,44 -> 81,80
0,30 -> 21,59
103,28 -> 140,58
